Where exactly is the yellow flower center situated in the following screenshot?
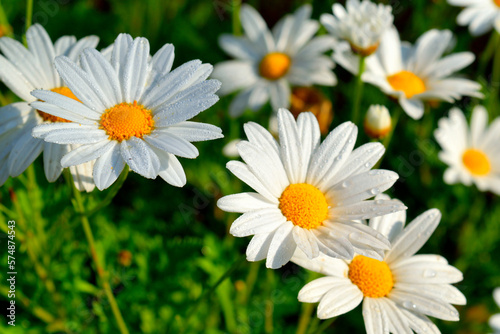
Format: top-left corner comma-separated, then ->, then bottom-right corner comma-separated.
387,70 -> 426,98
348,255 -> 394,298
259,52 -> 291,80
494,0 -> 500,7
462,148 -> 491,176
100,101 -> 154,142
37,87 -> 79,123
278,183 -> 329,230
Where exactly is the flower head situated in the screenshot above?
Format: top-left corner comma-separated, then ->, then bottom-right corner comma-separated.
448,0 -> 500,36
0,24 -> 98,191
212,4 -> 336,117
295,195 -> 465,332
364,105 -> 391,139
321,0 -> 393,56
217,108 -> 406,269
31,34 -> 223,190
335,28 -> 482,119
434,105 -> 500,194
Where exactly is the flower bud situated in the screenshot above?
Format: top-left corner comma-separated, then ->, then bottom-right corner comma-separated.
364,105 -> 391,139
290,87 -> 333,135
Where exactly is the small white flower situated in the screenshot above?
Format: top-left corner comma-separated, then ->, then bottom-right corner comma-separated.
448,0 -> 500,36
31,34 -> 222,190
490,288 -> 500,333
217,108 -> 406,269
295,194 -> 465,333
0,24 -> 98,191
212,4 -> 336,117
364,105 -> 391,139
334,28 -> 483,120
434,105 -> 500,194
321,0 -> 393,56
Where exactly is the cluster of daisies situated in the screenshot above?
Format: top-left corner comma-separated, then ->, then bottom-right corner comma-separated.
0,0 -> 499,333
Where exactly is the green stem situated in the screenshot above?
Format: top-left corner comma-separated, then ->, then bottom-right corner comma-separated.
296,271 -> 321,334
25,0 -> 33,31
180,255 -> 245,334
352,56 -> 366,125
65,170 -> 129,334
232,0 -> 241,36
311,317 -> 336,334
489,31 -> 500,116
374,106 -> 402,169
85,167 -> 129,217
479,32 -> 499,75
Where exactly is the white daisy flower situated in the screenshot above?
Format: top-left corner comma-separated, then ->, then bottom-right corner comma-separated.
0,24 -> 98,191
320,0 -> 393,56
295,194 -> 465,333
490,288 -> 500,332
212,4 -> 336,117
217,108 -> 406,269
31,34 -> 223,190
334,27 -> 483,119
448,0 -> 500,36
434,105 -> 500,194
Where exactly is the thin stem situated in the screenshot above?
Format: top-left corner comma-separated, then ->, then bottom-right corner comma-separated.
65,170 -> 129,334
374,106 -> 402,169
311,317 -> 336,334
231,0 -> 241,36
296,271 -> 321,334
85,167 -> 129,217
180,255 -> 245,334
352,55 -> 366,125
25,0 -> 33,31
479,32 -> 499,75
489,31 -> 500,116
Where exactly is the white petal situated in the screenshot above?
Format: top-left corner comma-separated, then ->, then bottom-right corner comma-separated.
330,199 -> 407,222
229,208 -> 285,237
120,137 -> 160,179
226,161 -> 278,203
218,193 -> 276,213
316,282 -> 363,319
121,37 -> 150,102
164,122 -> 223,142
26,24 -> 57,87
8,128 -> 43,177
43,142 -> 68,182
266,221 -> 296,268
246,233 -> 275,262
151,43 -> 175,75
93,142 -> 125,190
153,95 -> 219,128
292,226 -> 319,259
298,276 -> 351,303
61,140 -> 114,167
335,142 -> 385,182
291,248 -> 348,277
362,298 -> 387,334
296,112 -> 320,182
144,132 -> 198,159
389,289 -> 460,321
391,255 -> 463,284
385,209 -> 441,264
277,108 -> 302,184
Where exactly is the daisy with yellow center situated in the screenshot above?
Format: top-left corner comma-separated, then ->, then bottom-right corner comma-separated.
434,106 -> 500,195
212,4 -> 337,117
448,0 -> 500,36
294,194 -> 465,332
217,108 -> 406,269
334,27 -> 482,119
0,24 -> 98,191
32,34 -> 223,190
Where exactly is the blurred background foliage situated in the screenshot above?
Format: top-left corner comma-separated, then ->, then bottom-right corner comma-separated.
0,0 -> 499,333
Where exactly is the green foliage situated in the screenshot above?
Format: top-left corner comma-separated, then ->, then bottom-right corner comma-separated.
0,0 -> 499,333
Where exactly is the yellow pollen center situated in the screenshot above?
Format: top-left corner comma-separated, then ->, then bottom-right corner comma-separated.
348,255 -> 394,298
387,70 -> 426,98
462,148 -> 491,176
100,101 -> 154,142
37,87 -> 80,123
259,52 -> 291,80
494,0 -> 500,7
278,183 -> 329,230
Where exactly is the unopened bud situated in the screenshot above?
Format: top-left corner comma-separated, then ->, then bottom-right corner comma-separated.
364,105 -> 391,139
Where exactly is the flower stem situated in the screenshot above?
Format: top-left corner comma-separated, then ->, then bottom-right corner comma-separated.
374,106 -> 402,169
65,170 -> 129,334
180,255 -> 245,334
489,31 -> 500,116
479,31 -> 499,75
232,0 -> 241,36
311,317 -> 336,334
352,55 -> 366,125
85,167 -> 129,217
296,271 -> 321,334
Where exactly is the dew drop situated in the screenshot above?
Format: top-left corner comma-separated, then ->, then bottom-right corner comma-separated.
423,269 -> 436,278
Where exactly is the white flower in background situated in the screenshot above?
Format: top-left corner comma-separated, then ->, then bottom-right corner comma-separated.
448,0 -> 500,36
434,106 -> 500,194
217,108 -> 406,269
334,28 -> 483,120
295,194 -> 465,333
321,0 -> 393,56
31,34 -> 222,190
490,288 -> 500,333
212,4 -> 336,117
364,105 -> 391,139
0,24 -> 98,191
222,139 -> 242,158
